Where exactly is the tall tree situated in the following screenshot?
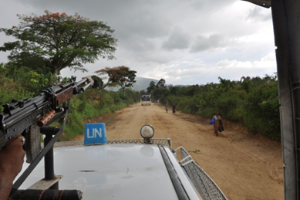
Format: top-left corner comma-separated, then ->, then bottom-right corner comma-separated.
95,66 -> 136,95
147,81 -> 156,94
0,10 -> 117,78
156,78 -> 166,88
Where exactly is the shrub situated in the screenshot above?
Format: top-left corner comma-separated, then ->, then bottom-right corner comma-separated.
152,75 -> 281,141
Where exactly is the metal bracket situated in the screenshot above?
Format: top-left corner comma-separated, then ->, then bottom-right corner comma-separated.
179,155 -> 193,165
28,175 -> 63,190
181,160 -> 194,167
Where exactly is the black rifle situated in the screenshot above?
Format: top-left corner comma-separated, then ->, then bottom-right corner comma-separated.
0,76 -> 94,197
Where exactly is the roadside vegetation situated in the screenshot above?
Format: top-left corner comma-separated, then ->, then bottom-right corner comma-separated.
61,87 -> 140,140
0,66 -> 140,140
147,75 -> 281,141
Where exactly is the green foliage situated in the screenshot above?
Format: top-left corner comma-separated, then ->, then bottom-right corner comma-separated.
60,88 -> 140,140
169,85 -> 180,95
3,64 -> 55,94
153,87 -> 168,101
243,83 -> 280,140
214,91 -> 246,122
147,81 -> 156,94
0,63 -> 7,77
0,10 -> 117,78
151,74 -> 281,141
156,79 -> 166,88
0,78 -> 35,113
0,70 -> 140,140
95,66 -> 137,95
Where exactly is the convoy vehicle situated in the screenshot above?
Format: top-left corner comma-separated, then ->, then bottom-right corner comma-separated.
141,95 -> 151,106
12,125 -> 227,200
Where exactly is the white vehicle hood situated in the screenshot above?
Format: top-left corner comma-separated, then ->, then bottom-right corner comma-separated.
17,144 -> 181,200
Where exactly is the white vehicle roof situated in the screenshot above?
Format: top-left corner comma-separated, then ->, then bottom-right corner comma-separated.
17,144 -> 202,200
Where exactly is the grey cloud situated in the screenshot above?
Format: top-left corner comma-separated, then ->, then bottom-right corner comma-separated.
11,0 -> 171,38
190,34 -> 228,52
12,0 -> 172,53
120,36 -> 156,52
247,6 -> 271,21
187,0 -> 236,11
115,12 -> 171,45
162,28 -> 191,50
135,52 -> 176,64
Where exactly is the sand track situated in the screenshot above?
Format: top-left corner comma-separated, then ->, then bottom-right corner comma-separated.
71,103 -> 283,200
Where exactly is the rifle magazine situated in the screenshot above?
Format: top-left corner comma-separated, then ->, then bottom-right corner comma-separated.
25,123 -> 42,163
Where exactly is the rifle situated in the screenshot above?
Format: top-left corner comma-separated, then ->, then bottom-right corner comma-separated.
0,76 -> 95,197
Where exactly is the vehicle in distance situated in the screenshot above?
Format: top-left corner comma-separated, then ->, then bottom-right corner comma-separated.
141,95 -> 151,106
13,125 -> 227,200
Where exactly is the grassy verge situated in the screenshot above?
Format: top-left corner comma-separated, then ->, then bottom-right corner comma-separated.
0,69 -> 140,141
58,89 -> 139,141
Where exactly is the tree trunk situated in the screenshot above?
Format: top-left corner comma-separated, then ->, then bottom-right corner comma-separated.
52,68 -> 59,80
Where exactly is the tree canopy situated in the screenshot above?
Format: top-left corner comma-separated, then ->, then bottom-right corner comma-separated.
95,66 -> 136,94
156,78 -> 166,88
147,81 -> 156,94
0,10 -> 118,78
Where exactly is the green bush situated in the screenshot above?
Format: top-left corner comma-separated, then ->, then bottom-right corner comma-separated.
150,74 -> 281,141
243,84 -> 280,140
0,77 -> 35,113
60,88 -> 140,140
0,69 -> 140,141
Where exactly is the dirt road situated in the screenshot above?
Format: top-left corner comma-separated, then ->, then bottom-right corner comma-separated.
72,103 -> 284,200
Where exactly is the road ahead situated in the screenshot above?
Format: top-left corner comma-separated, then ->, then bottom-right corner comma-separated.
72,103 -> 284,200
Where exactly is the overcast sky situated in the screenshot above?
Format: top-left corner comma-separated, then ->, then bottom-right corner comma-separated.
0,0 -> 276,85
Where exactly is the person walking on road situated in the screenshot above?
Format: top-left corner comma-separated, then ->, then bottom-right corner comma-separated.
165,103 -> 168,113
172,104 -> 176,113
212,112 -> 221,136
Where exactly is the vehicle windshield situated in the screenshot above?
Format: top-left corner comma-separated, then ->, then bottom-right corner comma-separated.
142,95 -> 150,101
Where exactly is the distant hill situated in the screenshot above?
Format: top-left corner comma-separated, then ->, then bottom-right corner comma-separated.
105,77 -> 158,92
132,77 -> 158,91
